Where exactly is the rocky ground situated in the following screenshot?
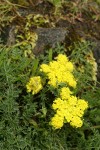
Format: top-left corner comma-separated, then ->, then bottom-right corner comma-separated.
0,0 -> 100,82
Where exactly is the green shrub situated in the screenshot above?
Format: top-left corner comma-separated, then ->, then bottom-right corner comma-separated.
0,42 -> 100,149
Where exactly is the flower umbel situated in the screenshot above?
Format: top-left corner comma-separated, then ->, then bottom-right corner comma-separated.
26,76 -> 43,95
50,95 -> 88,129
40,54 -> 76,88
50,114 -> 64,129
60,87 -> 72,100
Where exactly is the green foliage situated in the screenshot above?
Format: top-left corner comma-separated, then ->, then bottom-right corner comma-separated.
69,40 -> 97,94
0,1 -> 14,33
48,0 -> 62,7
47,0 -> 63,14
0,0 -> 100,149
0,41 -> 100,149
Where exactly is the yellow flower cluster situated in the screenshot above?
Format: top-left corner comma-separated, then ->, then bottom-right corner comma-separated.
26,53 -> 88,130
60,87 -> 72,99
26,76 -> 43,95
50,87 -> 88,129
40,54 -> 76,88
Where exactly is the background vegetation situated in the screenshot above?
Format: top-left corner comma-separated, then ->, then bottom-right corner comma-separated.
0,0 -> 100,150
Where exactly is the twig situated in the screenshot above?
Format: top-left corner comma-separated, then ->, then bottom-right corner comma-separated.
4,0 -> 28,8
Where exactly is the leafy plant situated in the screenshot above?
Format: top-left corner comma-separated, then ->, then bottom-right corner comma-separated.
0,0 -> 100,146
48,0 -> 63,14
0,41 -> 100,149
68,40 -> 97,94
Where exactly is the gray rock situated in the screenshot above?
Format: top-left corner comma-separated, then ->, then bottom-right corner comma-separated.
33,27 -> 68,55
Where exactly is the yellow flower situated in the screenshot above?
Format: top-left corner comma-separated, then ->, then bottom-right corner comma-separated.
51,95 -> 88,129
65,62 -> 74,72
39,54 -> 88,129
60,87 -> 72,100
77,99 -> 88,110
26,76 -> 43,95
50,114 -> 64,129
40,54 -> 76,88
63,72 -> 77,88
40,64 -> 50,73
55,54 -> 68,63
70,116 -> 83,128
67,96 -> 77,106
64,111 -> 73,123
48,72 -> 57,87
73,107 -> 84,117
52,98 -> 64,110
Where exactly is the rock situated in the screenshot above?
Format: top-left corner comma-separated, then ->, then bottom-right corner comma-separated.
33,27 -> 68,55
7,25 -> 16,46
